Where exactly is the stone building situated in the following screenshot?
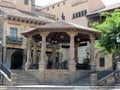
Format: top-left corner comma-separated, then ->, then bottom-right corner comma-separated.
0,0 -> 106,71
0,0 -> 119,85
0,0 -> 55,70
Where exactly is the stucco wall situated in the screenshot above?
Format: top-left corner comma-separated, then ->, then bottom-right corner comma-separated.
14,0 -> 32,12
41,0 -> 105,27
3,20 -> 38,48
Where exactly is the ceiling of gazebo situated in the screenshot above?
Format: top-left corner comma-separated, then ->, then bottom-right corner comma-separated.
22,20 -> 101,43
32,32 -> 89,43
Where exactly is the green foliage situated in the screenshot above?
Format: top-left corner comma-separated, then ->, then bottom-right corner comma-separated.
91,9 -> 120,54
83,57 -> 90,64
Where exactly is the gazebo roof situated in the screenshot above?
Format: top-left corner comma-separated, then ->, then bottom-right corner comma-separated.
22,20 -> 101,43
22,20 -> 101,36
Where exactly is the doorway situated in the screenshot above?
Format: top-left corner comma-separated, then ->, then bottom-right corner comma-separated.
11,50 -> 23,69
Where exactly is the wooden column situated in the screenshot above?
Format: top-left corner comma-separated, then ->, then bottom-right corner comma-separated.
89,34 -> 96,71
25,36 -> 32,71
67,32 -> 77,71
39,32 -> 48,71
33,41 -> 37,64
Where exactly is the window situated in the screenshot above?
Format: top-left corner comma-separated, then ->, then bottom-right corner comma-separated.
84,10 -> 87,15
61,13 -> 65,20
99,58 -> 105,67
83,10 -> 87,16
78,12 -> 81,17
24,0 -> 28,4
72,13 -> 75,19
52,6 -> 54,9
81,11 -> 84,16
10,28 -> 17,40
72,9 -> 87,19
76,13 -> 79,18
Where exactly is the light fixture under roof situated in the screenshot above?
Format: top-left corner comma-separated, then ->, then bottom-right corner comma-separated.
61,35 -> 64,39
77,38 -> 80,41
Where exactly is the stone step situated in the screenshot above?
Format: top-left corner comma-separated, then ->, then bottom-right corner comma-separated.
68,73 -> 91,86
12,70 -> 40,85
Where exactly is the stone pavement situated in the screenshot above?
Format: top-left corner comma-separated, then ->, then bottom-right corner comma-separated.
0,85 -> 120,90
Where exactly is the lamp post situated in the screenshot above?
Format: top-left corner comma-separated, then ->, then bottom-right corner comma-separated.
116,36 -> 120,70
0,39 -> 2,65
116,36 -> 120,62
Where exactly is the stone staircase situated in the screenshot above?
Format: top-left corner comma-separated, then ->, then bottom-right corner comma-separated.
68,70 -> 115,86
68,73 -> 91,86
96,70 -> 114,80
12,70 -> 40,85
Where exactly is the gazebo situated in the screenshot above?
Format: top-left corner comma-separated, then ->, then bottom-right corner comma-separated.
22,20 -> 101,71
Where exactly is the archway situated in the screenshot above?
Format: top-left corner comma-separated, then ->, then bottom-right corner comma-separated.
11,50 -> 23,69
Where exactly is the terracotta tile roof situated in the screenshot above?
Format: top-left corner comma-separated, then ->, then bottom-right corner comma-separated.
0,6 -> 55,22
87,3 -> 120,16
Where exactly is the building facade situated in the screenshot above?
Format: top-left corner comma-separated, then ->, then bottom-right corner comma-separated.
0,0 -> 116,71
41,0 -> 105,26
0,0 -> 55,70
0,0 -> 118,86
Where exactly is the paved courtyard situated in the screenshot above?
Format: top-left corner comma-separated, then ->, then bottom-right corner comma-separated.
0,86 -> 120,90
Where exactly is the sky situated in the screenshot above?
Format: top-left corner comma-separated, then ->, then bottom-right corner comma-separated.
35,0 -> 120,6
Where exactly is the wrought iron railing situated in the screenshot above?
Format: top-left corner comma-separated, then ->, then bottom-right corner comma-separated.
6,36 -> 23,44
1,64 -> 12,79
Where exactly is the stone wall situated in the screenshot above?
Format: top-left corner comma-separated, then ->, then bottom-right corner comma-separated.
97,72 -> 115,86
95,49 -> 113,71
29,70 -> 91,85
91,71 -> 119,86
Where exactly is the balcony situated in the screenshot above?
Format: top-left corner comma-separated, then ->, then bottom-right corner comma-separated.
6,36 -> 23,44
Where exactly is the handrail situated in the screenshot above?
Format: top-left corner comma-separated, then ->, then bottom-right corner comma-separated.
0,64 -> 17,86
97,71 -> 115,83
1,64 -> 12,79
0,70 -> 11,82
91,70 -> 116,86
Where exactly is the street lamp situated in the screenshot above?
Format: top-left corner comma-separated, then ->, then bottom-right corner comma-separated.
116,36 -> 120,62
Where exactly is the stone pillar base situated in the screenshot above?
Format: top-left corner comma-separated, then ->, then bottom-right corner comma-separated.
91,73 -> 97,86
25,62 -> 30,71
69,63 -> 76,71
39,62 -> 46,71
91,64 -> 96,71
11,73 -> 17,86
117,62 -> 120,70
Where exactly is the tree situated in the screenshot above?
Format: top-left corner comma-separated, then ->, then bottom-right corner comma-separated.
91,9 -> 120,54
91,9 -> 120,69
